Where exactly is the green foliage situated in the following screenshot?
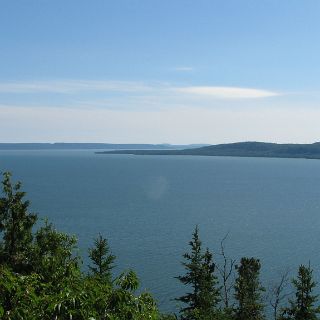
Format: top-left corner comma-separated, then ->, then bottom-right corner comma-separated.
280,264 -> 320,320
109,270 -> 159,319
31,219 -> 79,284
0,265 -> 160,319
0,266 -> 44,319
176,226 -> 220,320
89,233 -> 116,283
0,172 -> 37,272
234,257 -> 265,320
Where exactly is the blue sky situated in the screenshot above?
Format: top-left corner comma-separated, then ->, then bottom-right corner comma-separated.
1,0 -> 320,143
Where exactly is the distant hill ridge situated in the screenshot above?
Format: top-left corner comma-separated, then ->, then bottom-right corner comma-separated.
96,141 -> 320,159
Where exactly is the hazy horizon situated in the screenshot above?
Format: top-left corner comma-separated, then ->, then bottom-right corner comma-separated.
2,140 -> 320,146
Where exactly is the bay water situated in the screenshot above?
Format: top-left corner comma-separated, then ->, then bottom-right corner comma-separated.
1,150 -> 320,313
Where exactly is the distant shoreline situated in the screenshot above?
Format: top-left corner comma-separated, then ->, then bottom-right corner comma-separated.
3,142 -> 320,161
0,143 -> 207,151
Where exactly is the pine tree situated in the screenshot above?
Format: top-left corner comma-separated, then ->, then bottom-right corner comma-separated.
197,248 -> 221,318
234,257 -> 265,320
0,172 -> 37,272
176,226 -> 220,320
280,264 -> 320,320
88,233 -> 116,283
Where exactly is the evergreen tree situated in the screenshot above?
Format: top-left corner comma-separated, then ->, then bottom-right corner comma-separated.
176,226 -> 220,320
234,257 -> 265,320
198,248 -> 221,317
0,172 -> 37,272
88,233 -> 116,282
280,264 -> 320,320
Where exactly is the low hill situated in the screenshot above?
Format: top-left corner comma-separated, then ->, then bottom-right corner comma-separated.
96,141 -> 320,159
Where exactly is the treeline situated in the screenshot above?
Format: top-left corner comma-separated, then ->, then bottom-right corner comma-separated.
174,228 -> 319,320
0,172 -> 319,320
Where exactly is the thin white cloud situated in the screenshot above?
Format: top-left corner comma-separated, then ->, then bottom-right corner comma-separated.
0,80 -> 151,94
175,86 -> 279,99
0,80 -> 280,101
174,66 -> 194,72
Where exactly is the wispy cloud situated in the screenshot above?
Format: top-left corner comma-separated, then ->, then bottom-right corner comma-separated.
0,80 -> 280,100
174,66 -> 194,72
0,80 -> 151,94
175,86 -> 279,99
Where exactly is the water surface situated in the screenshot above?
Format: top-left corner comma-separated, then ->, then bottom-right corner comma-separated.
1,150 -> 320,312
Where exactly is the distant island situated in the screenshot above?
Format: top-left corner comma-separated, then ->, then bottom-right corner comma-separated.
0,143 -> 207,150
96,141 -> 320,160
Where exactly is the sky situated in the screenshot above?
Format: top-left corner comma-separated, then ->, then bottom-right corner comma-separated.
1,0 -> 320,144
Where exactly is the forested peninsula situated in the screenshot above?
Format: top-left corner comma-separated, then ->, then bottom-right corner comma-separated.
96,141 -> 320,160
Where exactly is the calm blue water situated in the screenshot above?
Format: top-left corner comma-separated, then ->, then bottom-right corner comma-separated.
1,150 -> 320,313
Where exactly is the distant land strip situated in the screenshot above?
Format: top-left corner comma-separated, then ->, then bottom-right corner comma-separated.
0,143 -> 207,150
96,141 -> 320,160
